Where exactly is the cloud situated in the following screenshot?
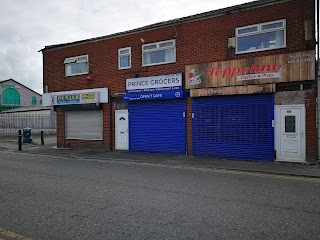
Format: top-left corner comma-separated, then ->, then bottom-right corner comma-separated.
0,0 -> 248,94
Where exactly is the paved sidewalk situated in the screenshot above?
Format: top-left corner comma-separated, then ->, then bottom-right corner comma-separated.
1,136 -> 320,178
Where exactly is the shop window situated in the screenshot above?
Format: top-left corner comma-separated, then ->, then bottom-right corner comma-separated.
64,54 -> 89,76
236,19 -> 286,54
32,96 -> 37,106
142,39 -> 176,66
118,47 -> 131,69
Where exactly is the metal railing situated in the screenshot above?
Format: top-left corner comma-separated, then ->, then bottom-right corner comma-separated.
0,114 -> 56,137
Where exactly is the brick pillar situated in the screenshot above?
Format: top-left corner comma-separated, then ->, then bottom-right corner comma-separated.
187,98 -> 193,155
305,89 -> 318,163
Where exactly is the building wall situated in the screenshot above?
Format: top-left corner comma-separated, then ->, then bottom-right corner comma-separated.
42,0 -> 316,159
0,80 -> 42,108
43,0 -> 315,94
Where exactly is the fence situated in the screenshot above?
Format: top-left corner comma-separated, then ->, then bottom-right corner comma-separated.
0,114 -> 56,137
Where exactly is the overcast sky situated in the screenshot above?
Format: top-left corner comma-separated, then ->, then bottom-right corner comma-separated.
0,0 -> 249,94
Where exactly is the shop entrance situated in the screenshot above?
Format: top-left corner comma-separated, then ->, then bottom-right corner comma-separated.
275,105 -> 306,162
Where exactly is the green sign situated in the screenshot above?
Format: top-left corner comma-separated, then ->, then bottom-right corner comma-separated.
1,84 -> 14,88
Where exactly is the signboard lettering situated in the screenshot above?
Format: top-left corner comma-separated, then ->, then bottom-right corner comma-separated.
126,73 -> 182,93
122,90 -> 184,101
185,50 -> 315,89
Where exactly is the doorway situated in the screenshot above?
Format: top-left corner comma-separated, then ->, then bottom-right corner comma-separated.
275,105 -> 306,162
115,109 -> 129,150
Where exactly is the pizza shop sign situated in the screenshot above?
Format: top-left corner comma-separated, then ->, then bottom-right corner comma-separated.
186,50 -> 315,88
204,63 -> 282,81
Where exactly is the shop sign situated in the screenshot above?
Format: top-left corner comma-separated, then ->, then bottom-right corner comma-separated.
42,88 -> 108,107
190,84 -> 274,97
81,93 -> 97,103
185,50 -> 315,89
56,94 -> 80,104
122,90 -> 184,101
52,92 -> 98,105
126,73 -> 182,93
1,84 -> 20,89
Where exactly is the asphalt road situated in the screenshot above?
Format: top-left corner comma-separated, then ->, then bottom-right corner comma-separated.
0,151 -> 319,240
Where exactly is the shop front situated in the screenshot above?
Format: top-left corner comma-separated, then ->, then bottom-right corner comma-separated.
121,73 -> 186,154
186,51 -> 315,162
42,88 -> 109,147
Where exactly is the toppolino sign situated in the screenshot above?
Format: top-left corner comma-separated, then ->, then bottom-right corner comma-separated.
185,50 -> 315,89
123,73 -> 184,101
126,73 -> 182,93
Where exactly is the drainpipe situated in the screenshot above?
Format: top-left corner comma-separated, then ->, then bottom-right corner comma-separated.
316,61 -> 320,161
317,0 -> 320,162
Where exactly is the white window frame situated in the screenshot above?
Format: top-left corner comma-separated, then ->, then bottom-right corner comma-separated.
142,39 -> 176,66
236,19 -> 286,54
64,54 -> 89,76
118,47 -> 131,69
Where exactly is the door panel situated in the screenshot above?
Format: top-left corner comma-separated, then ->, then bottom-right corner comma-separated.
275,105 -> 305,162
115,110 -> 128,150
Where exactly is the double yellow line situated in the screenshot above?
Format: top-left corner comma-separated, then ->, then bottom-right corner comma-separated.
0,227 -> 32,240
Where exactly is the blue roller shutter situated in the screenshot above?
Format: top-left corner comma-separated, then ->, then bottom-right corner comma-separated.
129,100 -> 186,154
193,94 -> 274,161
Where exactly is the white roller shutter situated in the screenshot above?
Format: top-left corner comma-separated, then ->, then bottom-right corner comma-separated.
66,110 -> 102,140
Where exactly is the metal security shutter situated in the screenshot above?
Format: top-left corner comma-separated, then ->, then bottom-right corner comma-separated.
66,110 -> 102,140
193,94 -> 274,161
129,100 -> 186,154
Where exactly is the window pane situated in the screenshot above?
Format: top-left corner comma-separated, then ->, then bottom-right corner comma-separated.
285,116 -> 295,133
143,48 -> 174,65
120,49 -> 129,55
261,22 -> 283,30
76,56 -> 88,62
159,41 -> 174,48
66,62 -> 88,75
238,26 -> 258,35
237,30 -> 284,52
120,55 -> 130,68
143,44 -> 157,50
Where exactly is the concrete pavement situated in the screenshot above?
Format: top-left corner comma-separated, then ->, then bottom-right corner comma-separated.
0,135 -> 319,178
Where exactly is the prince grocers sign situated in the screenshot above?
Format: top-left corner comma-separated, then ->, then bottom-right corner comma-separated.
185,50 -> 315,90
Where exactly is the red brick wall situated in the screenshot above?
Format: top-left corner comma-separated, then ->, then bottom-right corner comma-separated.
186,98 -> 193,155
43,0 -> 316,155
305,90 -> 317,163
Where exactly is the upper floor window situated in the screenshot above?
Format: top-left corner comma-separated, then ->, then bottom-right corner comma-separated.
64,55 -> 89,76
118,47 -> 131,69
142,39 -> 176,66
236,19 -> 286,54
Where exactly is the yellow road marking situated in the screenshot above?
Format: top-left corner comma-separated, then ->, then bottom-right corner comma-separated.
0,227 -> 32,240
3,151 -> 320,183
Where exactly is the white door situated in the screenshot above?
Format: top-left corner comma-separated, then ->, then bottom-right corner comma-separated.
275,105 -> 305,162
115,110 -> 129,150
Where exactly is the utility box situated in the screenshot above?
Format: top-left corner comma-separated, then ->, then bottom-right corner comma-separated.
22,127 -> 32,143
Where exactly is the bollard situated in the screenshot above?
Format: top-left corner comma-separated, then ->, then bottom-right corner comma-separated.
18,130 -> 22,151
41,131 -> 44,145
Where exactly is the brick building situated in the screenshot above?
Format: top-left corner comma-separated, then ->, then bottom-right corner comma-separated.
41,0 -> 318,163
